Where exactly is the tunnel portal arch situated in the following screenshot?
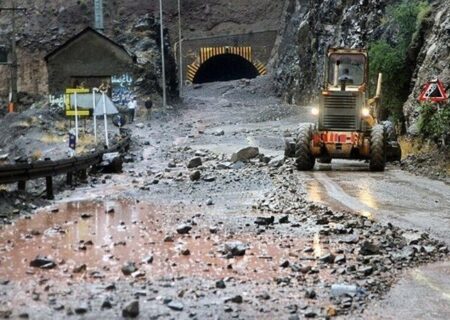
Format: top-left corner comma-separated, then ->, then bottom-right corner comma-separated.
187,47 -> 267,84
193,53 -> 259,84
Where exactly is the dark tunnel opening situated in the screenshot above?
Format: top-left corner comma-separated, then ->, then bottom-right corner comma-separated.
193,54 -> 260,84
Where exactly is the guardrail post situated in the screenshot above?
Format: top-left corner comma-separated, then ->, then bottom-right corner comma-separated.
18,180 -> 26,191
46,176 -> 54,200
66,173 -> 73,186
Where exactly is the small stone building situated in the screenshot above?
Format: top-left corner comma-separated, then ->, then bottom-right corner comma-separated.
45,27 -> 135,104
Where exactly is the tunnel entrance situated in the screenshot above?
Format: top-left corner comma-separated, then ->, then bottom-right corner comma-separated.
193,54 -> 259,84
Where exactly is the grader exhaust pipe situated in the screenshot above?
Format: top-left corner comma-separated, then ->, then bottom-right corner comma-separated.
376,73 -> 383,98
371,73 -> 383,121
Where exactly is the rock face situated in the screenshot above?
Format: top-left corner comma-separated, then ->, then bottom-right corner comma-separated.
274,0 -> 394,105
274,0 -> 449,133
0,2 -> 178,100
403,1 -> 450,132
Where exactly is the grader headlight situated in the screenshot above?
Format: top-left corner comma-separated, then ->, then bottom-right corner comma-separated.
311,107 -> 319,116
361,107 -> 370,117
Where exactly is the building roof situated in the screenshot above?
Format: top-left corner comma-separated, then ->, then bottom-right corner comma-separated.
44,27 -> 133,62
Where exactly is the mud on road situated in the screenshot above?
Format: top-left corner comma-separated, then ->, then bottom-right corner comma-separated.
0,77 -> 449,319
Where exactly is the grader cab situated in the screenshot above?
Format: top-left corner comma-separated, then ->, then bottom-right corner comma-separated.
286,48 -> 401,171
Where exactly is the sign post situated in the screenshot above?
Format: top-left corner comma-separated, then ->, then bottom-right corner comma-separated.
74,91 -> 79,142
92,88 -> 98,143
94,0 -> 104,32
102,91 -> 109,148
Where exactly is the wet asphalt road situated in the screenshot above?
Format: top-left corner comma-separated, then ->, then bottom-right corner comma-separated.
0,77 -> 449,319
150,79 -> 450,319
302,162 -> 450,319
172,80 -> 450,319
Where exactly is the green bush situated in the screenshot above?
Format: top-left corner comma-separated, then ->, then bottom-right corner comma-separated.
78,0 -> 88,10
418,103 -> 450,144
369,0 -> 430,126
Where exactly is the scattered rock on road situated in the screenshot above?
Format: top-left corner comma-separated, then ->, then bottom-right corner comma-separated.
121,262 -> 138,276
216,279 -> 226,289
187,157 -> 202,168
269,155 -> 285,167
225,295 -> 243,304
359,241 -> 381,256
176,224 -> 192,234
220,241 -> 248,258
167,301 -> 184,311
190,170 -> 201,181
29,256 -> 56,269
255,216 -> 275,226
122,301 -> 139,318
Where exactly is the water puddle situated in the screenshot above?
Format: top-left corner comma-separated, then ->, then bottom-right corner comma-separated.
0,200 -> 322,283
307,173 -> 377,220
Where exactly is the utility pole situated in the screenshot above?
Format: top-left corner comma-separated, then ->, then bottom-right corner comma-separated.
0,0 -> 26,105
178,0 -> 183,98
10,0 -> 17,104
159,0 -> 167,107
94,0 -> 104,32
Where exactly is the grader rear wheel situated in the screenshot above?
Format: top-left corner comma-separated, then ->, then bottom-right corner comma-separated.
317,157 -> 332,164
383,121 -> 402,162
382,121 -> 396,141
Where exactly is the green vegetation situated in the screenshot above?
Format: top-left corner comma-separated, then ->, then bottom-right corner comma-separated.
418,103 -> 450,145
369,0 -> 430,126
77,0 -> 88,10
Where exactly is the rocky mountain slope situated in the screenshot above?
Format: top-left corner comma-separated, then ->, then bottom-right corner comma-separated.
273,0 -> 449,133
0,0 -> 179,101
403,0 -> 450,132
0,0 -> 283,103
0,0 -> 447,132
273,0 -> 396,105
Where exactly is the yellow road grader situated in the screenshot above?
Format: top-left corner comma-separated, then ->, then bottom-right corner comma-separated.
285,48 -> 401,171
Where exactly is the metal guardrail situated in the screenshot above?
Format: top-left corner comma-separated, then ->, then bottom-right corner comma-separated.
0,136 -> 131,199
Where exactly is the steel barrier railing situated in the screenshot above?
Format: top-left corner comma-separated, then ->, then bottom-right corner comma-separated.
0,136 -> 131,199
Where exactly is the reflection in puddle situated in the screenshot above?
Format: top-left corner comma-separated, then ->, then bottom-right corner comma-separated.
361,211 -> 374,220
0,200 -> 317,282
357,183 -> 378,210
307,175 -> 378,220
313,233 -> 322,258
307,180 -> 323,203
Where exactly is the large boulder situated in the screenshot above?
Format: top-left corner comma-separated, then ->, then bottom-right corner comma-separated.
231,147 -> 259,162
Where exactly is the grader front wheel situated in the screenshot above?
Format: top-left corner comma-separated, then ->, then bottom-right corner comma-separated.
284,138 -> 296,158
369,124 -> 386,171
295,124 -> 315,170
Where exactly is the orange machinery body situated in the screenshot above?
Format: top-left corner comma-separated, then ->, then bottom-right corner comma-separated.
310,131 -> 370,159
